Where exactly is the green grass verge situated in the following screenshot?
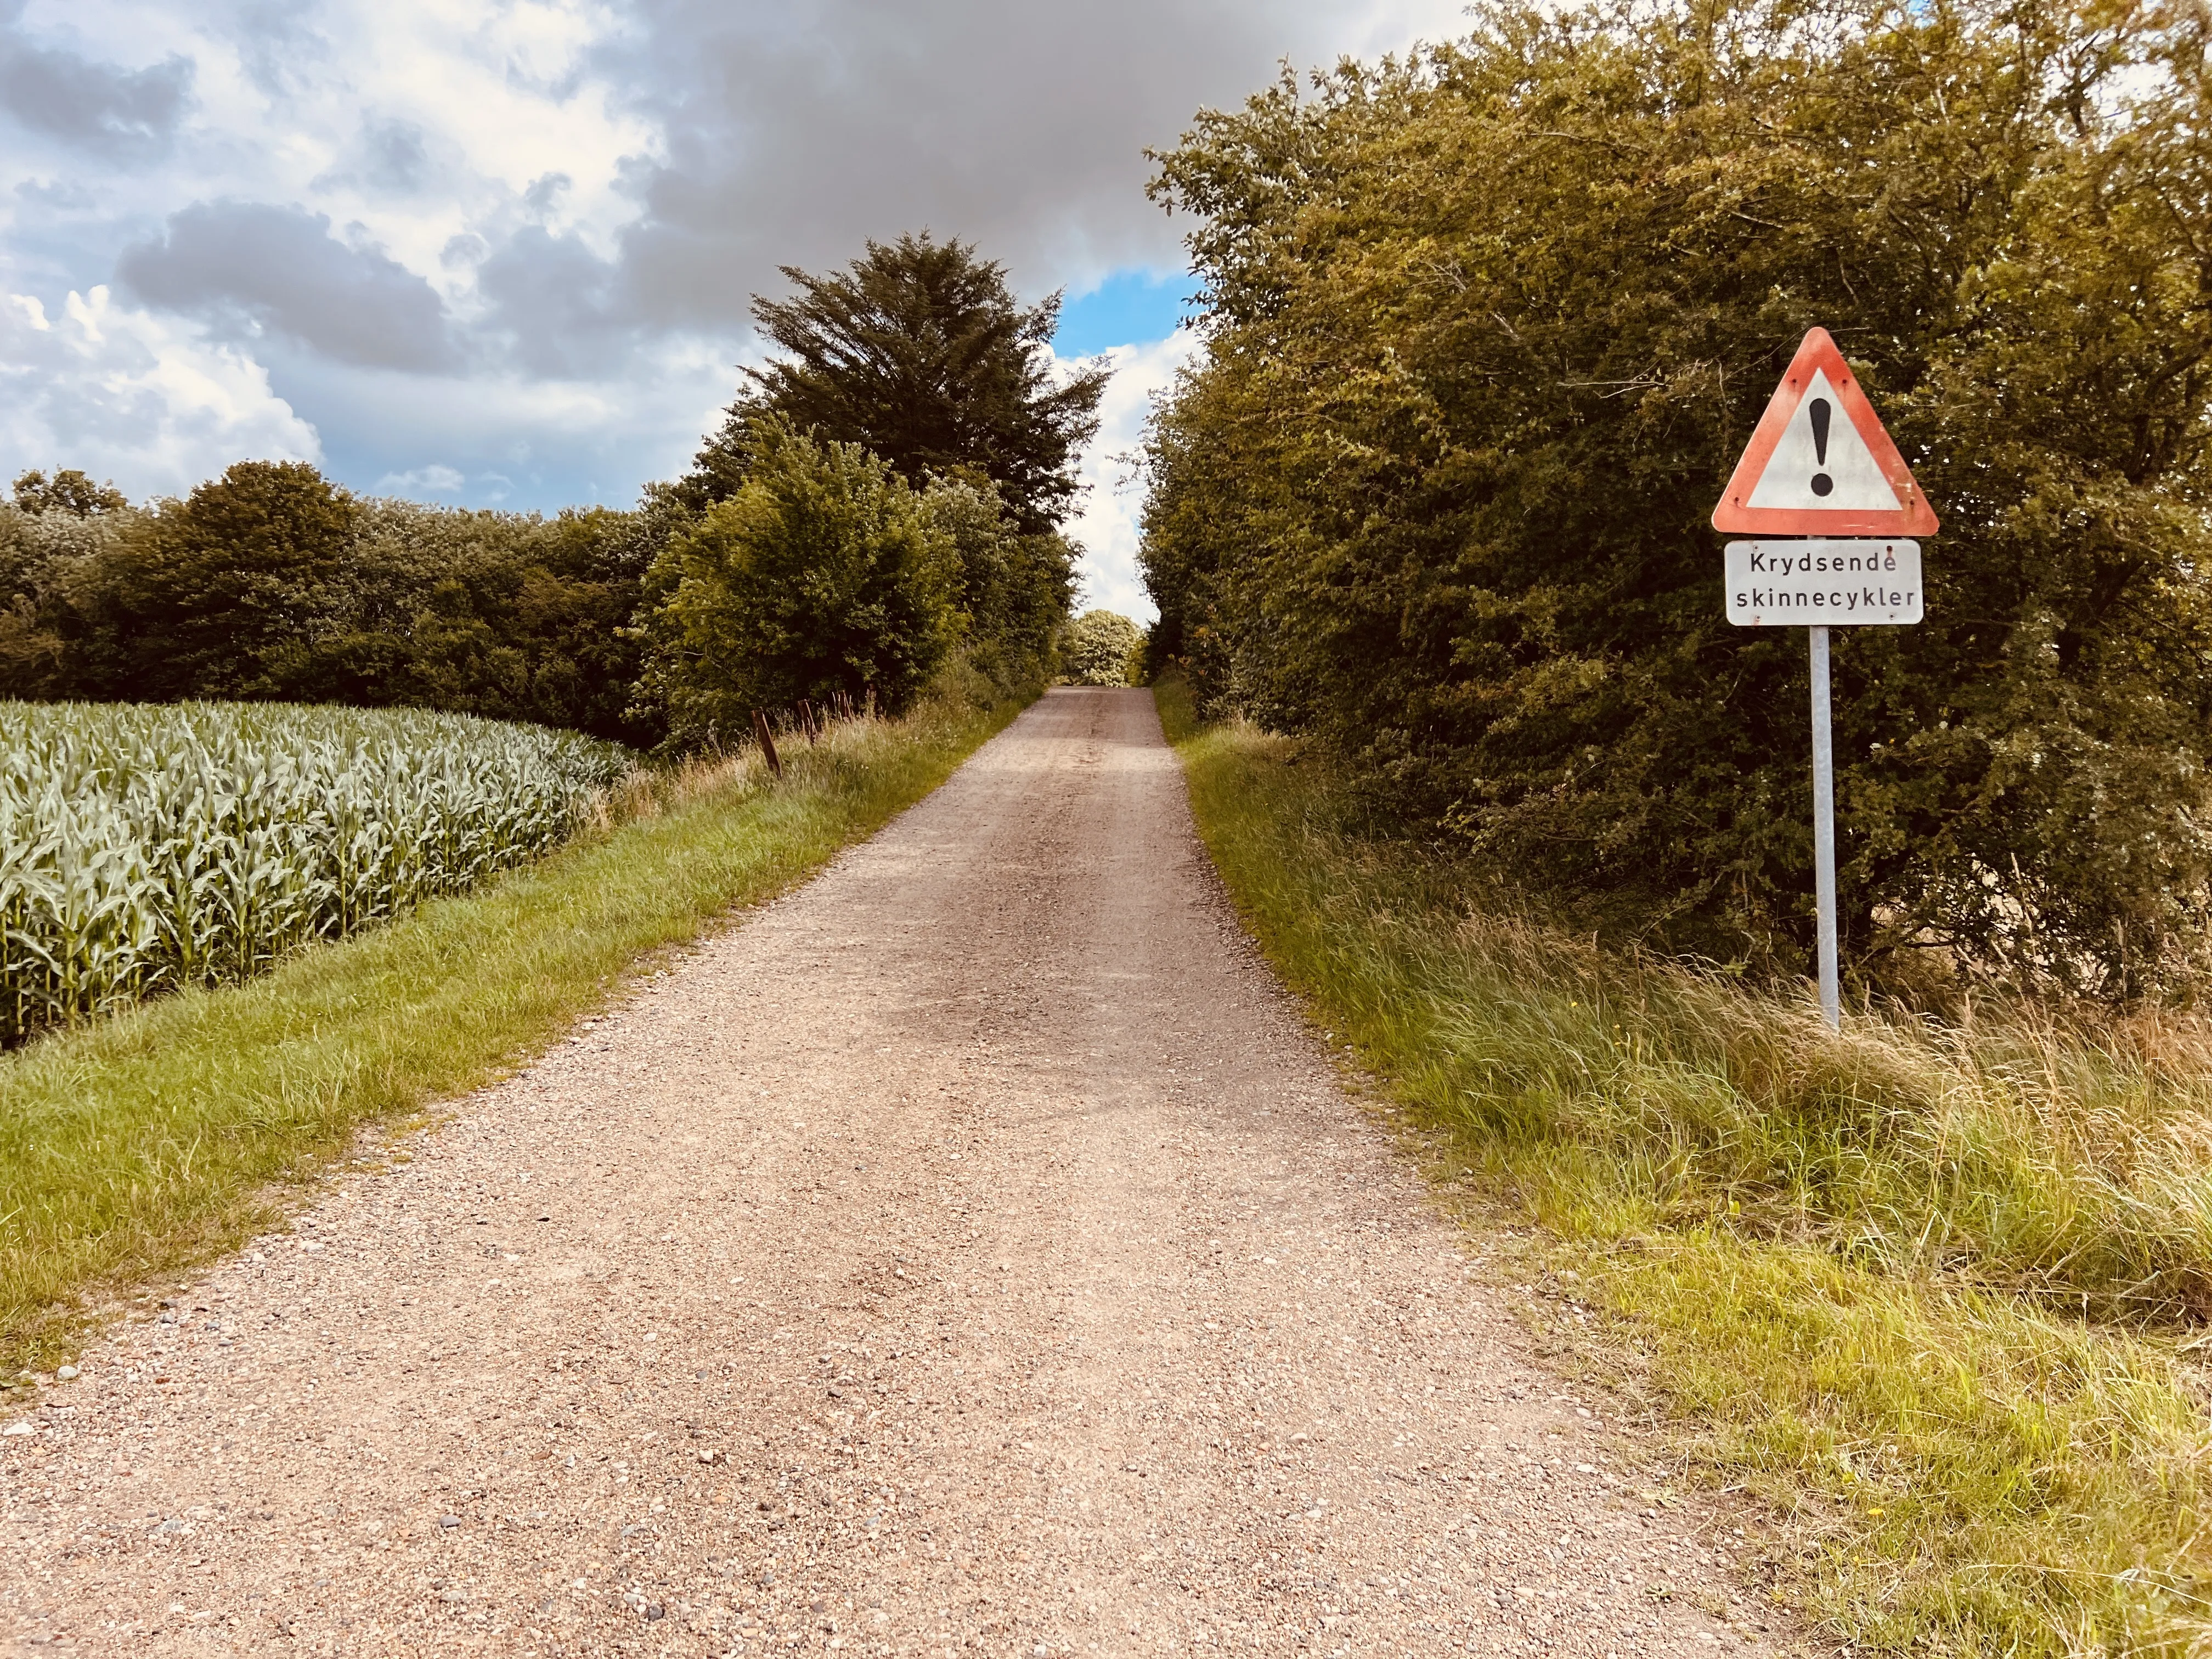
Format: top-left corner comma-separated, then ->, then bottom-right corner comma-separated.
1158,676 -> 2212,1657
1,685 -> 1025,1380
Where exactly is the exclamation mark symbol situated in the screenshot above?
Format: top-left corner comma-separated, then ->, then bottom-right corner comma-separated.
1809,398 -> 1833,497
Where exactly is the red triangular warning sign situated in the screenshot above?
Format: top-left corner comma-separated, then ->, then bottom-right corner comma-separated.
1712,328 -> 1937,535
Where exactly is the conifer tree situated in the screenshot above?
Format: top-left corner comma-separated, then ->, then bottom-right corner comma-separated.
684,234 -> 1109,537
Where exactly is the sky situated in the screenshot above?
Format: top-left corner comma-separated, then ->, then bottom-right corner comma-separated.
0,0 -> 1470,619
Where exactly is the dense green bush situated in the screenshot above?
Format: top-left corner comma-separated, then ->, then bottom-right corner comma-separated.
1060,610 -> 1144,686
1142,0 -> 2212,998
0,487 -> 127,700
921,480 -> 1076,691
634,421 -> 964,747
0,464 -> 660,744
103,460 -> 362,701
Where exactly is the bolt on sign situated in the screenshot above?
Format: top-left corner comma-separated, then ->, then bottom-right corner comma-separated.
1712,328 -> 1937,1029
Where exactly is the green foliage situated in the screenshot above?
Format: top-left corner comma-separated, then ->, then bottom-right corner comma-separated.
115,460 -> 360,699
322,500 -> 660,740
682,233 -> 1110,535
1143,0 -> 2212,997
637,421 -> 961,746
0,468 -> 661,744
0,702 -> 628,1045
0,496 -> 124,700
920,479 -> 1077,689
1060,608 -> 1145,686
11,470 -> 126,518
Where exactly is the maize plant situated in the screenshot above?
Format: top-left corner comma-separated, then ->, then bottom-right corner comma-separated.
0,701 -> 631,1045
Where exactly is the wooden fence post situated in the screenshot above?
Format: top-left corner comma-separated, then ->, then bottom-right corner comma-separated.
752,709 -> 782,778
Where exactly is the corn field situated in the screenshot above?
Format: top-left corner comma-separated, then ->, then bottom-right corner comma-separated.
1,702 -> 631,1044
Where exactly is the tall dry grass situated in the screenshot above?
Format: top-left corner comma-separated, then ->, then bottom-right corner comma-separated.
1161,680 -> 2212,1655
1420,912 -> 2212,1323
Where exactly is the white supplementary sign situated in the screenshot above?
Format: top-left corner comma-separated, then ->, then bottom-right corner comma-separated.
1725,539 -> 1921,626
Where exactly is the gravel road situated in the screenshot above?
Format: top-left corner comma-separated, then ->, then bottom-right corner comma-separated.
3,688 -> 1779,1658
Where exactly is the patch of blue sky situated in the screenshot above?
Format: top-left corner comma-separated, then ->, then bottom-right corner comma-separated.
1052,268 -> 1195,358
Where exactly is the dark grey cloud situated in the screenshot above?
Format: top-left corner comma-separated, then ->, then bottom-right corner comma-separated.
603,0 -> 1459,330
0,18 -> 191,162
117,201 -> 456,372
474,219 -> 633,378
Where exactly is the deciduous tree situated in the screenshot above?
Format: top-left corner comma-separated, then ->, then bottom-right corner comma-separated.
12,469 -> 127,517
1144,0 -> 2212,997
637,421 -> 961,747
119,460 -> 360,700
1062,610 -> 1145,686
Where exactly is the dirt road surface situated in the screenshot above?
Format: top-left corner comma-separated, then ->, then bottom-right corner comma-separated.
3,689 -> 1777,1657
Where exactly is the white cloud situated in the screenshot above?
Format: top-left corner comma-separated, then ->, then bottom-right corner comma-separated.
0,285 -> 320,499
9,0 -> 658,274
1061,332 -> 1201,625
371,462 -> 466,494
1,0 -> 1466,510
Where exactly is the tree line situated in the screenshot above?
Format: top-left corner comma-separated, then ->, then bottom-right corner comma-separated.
1141,0 -> 2212,1001
1,234 -> 1104,752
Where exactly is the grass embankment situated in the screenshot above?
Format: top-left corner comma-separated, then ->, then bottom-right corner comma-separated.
1,684 -> 1025,1380
1158,678 -> 2212,1657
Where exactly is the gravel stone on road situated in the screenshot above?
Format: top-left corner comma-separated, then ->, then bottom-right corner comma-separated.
2,688 -> 1780,1657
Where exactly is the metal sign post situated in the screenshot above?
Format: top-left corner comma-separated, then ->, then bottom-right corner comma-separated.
1808,625 -> 1838,1029
1712,329 -> 1939,1032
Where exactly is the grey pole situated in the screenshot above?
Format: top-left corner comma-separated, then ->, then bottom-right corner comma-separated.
1808,624 -> 1840,1030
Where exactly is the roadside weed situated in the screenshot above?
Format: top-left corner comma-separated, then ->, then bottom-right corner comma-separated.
1160,680 -> 2212,1655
